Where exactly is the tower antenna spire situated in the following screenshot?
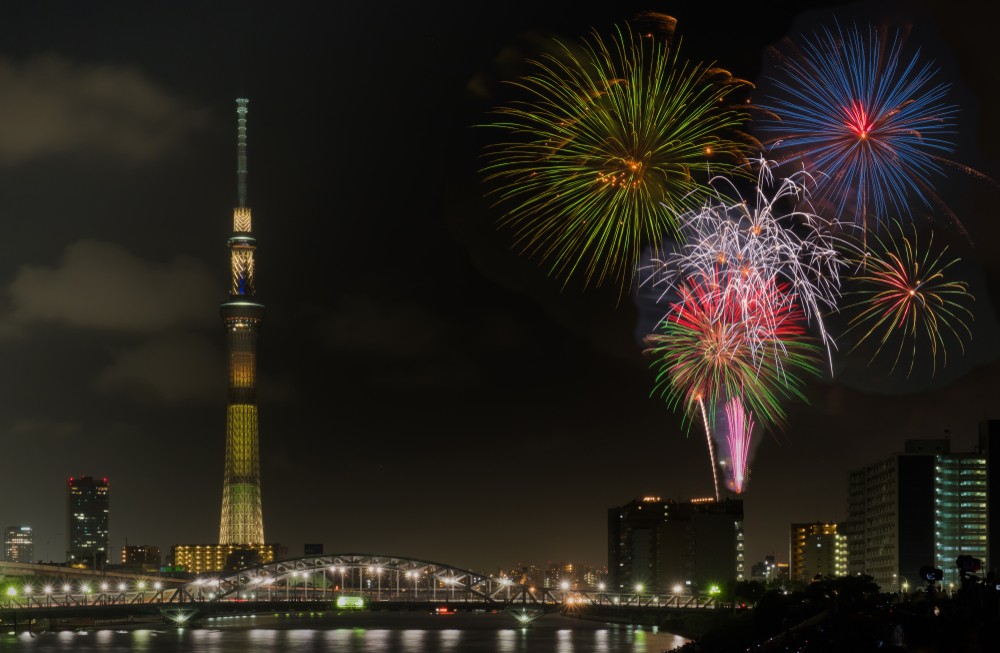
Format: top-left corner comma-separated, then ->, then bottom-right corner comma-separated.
236,98 -> 248,208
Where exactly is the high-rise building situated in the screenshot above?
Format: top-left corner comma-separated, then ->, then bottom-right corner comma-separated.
608,496 -> 744,593
219,97 -> 266,545
847,428 -> 1000,590
982,421 -> 1000,576
67,476 -> 110,568
933,451 -> 987,586
789,522 -> 848,582
847,440 -> 942,590
4,525 -> 33,563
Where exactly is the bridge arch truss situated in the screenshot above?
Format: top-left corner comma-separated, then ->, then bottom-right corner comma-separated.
182,553 -> 532,604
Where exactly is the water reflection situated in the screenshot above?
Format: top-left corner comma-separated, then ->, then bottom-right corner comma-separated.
401,629 -> 426,652
438,629 -> 461,652
556,628 -> 574,653
594,628 -> 609,653
364,629 -> 390,652
496,629 -> 516,653
633,627 -> 647,652
0,614 -> 689,652
247,628 -> 277,647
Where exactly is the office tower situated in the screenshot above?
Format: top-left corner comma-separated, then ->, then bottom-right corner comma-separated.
4,525 -> 33,563
67,476 -> 110,568
608,496 -> 744,593
219,97 -> 266,545
789,522 -> 848,582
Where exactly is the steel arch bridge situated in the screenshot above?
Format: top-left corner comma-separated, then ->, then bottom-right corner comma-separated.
174,553 -> 718,609
179,553 -> 535,604
0,554 -> 718,611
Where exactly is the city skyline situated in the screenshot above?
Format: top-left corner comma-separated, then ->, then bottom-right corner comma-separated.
0,0 -> 999,575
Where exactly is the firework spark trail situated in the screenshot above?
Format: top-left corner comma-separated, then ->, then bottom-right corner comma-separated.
843,219 -> 974,377
482,23 -> 753,292
698,395 -> 720,501
645,158 -> 847,373
724,396 -> 755,494
759,22 -> 957,231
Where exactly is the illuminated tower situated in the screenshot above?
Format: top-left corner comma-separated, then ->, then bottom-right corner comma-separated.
219,97 -> 266,545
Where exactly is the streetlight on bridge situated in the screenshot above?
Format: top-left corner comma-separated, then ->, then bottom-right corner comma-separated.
406,571 -> 418,600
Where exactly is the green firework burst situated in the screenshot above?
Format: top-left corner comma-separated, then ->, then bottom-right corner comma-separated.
643,271 -> 821,431
483,25 -> 754,291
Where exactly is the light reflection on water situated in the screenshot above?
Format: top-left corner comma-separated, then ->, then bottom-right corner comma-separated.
557,628 -> 574,653
1,615 -> 689,652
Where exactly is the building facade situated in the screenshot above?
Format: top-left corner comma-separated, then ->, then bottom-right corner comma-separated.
122,545 -> 162,572
67,476 -> 110,568
789,522 -> 847,582
172,543 -> 284,575
934,452 -> 987,586
608,496 -> 744,593
847,428 -> 999,590
4,525 -> 33,563
219,97 -> 266,545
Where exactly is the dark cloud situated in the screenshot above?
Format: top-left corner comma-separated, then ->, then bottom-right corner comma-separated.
94,333 -> 222,404
5,239 -> 220,333
0,55 -> 207,166
319,296 -> 486,389
321,295 -> 448,359
9,417 -> 81,440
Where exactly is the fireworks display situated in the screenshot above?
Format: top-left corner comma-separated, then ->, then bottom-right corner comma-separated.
844,220 -> 974,377
723,396 -> 755,494
644,268 -> 820,499
483,24 -> 752,291
478,15 -> 983,499
759,23 -> 957,230
646,159 -> 846,370
644,268 -> 820,433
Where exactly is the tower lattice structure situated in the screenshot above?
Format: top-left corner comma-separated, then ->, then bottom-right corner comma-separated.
219,98 -> 266,545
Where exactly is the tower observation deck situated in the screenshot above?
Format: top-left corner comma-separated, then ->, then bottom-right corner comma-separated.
219,98 -> 265,545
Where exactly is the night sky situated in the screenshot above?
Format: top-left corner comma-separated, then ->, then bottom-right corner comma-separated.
1,0 -> 999,576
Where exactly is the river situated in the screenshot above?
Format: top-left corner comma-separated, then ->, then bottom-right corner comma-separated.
0,612 -> 690,652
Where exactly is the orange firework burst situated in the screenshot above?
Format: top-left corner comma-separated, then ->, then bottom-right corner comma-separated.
844,220 -> 974,377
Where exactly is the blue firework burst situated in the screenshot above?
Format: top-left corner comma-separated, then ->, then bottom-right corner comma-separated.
759,22 -> 957,230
